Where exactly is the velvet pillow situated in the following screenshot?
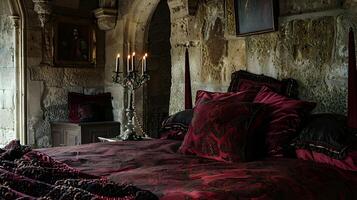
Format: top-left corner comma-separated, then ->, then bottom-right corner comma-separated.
253,86 -> 316,157
179,100 -> 268,163
291,114 -> 351,159
68,92 -> 113,123
160,109 -> 193,140
195,90 -> 257,106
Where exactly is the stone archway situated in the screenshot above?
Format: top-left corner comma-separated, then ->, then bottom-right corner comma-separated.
121,0 -> 181,136
106,0 -> 199,136
5,0 -> 26,144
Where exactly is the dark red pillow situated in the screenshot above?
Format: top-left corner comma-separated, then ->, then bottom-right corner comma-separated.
68,92 -> 113,123
179,100 -> 268,163
195,90 -> 257,106
253,87 -> 316,157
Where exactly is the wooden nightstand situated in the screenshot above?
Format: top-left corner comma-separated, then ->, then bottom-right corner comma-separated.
51,121 -> 120,147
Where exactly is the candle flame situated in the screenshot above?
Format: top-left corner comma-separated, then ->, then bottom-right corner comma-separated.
117,54 -> 120,58
144,53 -> 148,58
128,55 -> 130,59
132,52 -> 136,56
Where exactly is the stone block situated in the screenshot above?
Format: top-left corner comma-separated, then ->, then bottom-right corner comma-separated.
26,29 -> 42,57
84,87 -> 105,95
27,80 -> 44,119
170,18 -> 189,45
63,68 -> 104,87
168,0 -> 189,20
0,68 -> 15,89
279,0 -> 341,16
0,109 -> 14,129
43,87 -> 67,108
169,83 -> 184,114
3,89 -> 14,109
30,65 -> 64,87
0,130 -> 16,147
0,16 -> 14,68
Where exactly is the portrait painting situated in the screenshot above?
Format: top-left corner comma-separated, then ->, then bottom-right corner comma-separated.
234,0 -> 277,36
54,17 -> 96,67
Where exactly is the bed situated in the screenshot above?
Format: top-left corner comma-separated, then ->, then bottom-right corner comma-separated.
3,70 -> 357,200
39,139 -> 357,200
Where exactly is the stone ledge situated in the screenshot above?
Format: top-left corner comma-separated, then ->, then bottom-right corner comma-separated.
94,8 -> 118,31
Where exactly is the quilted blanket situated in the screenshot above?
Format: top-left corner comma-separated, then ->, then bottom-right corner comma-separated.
0,140 -> 158,200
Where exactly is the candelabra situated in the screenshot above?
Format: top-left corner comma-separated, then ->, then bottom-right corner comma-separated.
112,55 -> 150,140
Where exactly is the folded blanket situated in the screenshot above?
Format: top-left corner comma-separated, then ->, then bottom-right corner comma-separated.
0,140 -> 158,200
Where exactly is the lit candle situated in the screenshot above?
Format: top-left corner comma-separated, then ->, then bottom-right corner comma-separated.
131,52 -> 136,72
144,53 -> 148,72
127,55 -> 130,72
115,53 -> 120,72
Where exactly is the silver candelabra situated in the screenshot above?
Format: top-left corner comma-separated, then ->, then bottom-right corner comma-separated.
112,66 -> 150,140
112,51 -> 149,140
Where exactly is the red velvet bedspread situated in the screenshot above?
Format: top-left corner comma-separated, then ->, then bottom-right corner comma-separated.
39,139 -> 357,200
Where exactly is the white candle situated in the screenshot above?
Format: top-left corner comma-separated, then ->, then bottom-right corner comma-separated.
141,56 -> 144,75
144,53 -> 148,72
115,54 -> 120,72
131,52 -> 136,72
127,55 -> 130,72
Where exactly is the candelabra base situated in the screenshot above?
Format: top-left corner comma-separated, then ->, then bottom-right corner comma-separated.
116,129 -> 143,141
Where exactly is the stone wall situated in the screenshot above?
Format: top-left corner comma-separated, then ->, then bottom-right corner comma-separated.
25,0 -> 106,147
246,2 -> 357,114
0,1 -> 16,147
105,0 -> 357,134
170,0 -> 357,115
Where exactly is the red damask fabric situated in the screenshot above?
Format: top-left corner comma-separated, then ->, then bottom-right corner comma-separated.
179,100 -> 268,162
254,86 -> 316,157
0,140 -> 158,200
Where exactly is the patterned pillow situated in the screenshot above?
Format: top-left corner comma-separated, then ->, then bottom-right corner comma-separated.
195,90 -> 258,106
291,114 -> 354,159
160,109 -> 193,140
253,87 -> 316,157
179,100 -> 268,163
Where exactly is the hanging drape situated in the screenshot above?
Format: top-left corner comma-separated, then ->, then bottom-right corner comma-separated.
185,47 -> 193,109
348,28 -> 357,129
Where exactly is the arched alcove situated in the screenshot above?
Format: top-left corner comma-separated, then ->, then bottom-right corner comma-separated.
145,0 -> 172,138
121,0 -> 176,136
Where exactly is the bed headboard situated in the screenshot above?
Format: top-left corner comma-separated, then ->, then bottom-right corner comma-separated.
228,70 -> 299,99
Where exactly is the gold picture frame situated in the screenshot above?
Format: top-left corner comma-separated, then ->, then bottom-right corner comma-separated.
54,16 -> 96,67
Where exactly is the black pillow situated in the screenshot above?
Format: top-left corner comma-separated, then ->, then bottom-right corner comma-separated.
228,70 -> 299,98
291,113 -> 353,159
160,109 -> 193,140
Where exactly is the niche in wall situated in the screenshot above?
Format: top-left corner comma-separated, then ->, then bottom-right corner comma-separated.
145,0 -> 172,138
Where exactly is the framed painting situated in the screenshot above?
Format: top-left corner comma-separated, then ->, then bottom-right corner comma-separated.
234,0 -> 278,36
54,17 -> 96,67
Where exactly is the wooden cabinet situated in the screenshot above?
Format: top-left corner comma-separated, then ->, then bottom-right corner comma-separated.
51,121 -> 120,147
